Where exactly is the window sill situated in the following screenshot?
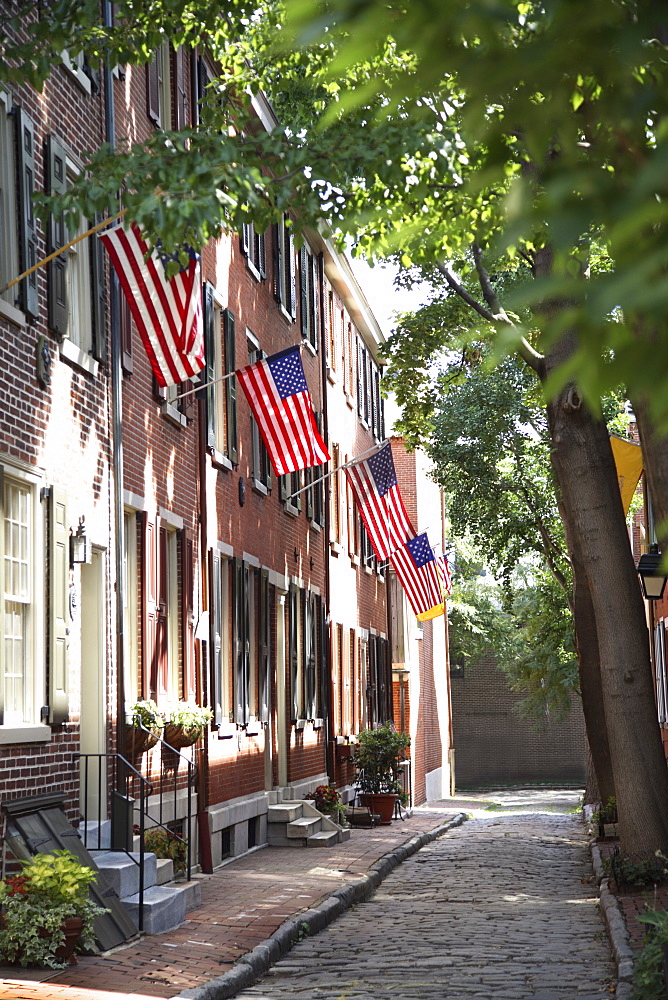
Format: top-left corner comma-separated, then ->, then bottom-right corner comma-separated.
313,718 -> 324,730
60,339 -> 99,377
294,719 -> 306,731
0,724 -> 52,744
345,393 -> 355,410
246,260 -> 263,282
283,502 -> 300,517
252,479 -> 270,496
278,304 -> 294,324
309,520 -> 322,533
0,299 -> 26,330
60,52 -> 93,94
326,367 -> 338,385
364,565 -> 374,576
350,554 -> 360,567
210,450 -> 234,472
217,720 -> 236,739
160,402 -> 187,428
245,719 -> 260,736
330,541 -> 343,556
301,338 -> 317,357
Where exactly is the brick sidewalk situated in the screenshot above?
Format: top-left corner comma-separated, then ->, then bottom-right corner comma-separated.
0,804 -> 461,1000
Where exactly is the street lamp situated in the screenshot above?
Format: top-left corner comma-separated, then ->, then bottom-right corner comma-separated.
636,544 -> 668,601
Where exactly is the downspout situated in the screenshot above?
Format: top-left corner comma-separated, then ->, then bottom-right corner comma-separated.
103,1 -> 126,756
191,46 -> 213,873
319,253 -> 334,781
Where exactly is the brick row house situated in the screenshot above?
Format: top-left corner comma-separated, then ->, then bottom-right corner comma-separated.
0,13 -> 452,931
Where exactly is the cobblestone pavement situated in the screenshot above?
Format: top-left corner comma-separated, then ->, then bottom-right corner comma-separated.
233,806 -> 616,1000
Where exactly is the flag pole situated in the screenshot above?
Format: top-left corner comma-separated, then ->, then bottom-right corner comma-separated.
0,208 -> 126,297
173,342 -> 307,401
287,440 -> 389,500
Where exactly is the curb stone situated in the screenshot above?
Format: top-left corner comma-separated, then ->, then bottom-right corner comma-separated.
171,812 -> 467,1000
589,837 -> 635,992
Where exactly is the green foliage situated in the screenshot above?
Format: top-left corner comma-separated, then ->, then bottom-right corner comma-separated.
353,723 -> 410,795
633,909 -> 668,1000
164,702 -> 212,739
143,827 -> 188,875
129,700 -> 165,730
0,851 -> 105,968
592,797 -> 618,828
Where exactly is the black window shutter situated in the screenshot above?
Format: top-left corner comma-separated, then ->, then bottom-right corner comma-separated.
311,254 -> 321,351
0,466 -> 4,724
146,51 -> 161,126
90,213 -> 107,363
280,474 -> 289,501
14,107 -> 38,319
356,339 -> 363,417
305,467 -> 313,520
46,134 -> 68,338
299,245 -> 308,338
223,308 -> 238,463
173,46 -> 187,130
259,569 -> 270,723
203,282 -> 216,450
305,592 -> 317,720
233,558 -> 249,725
258,232 -> 266,279
241,224 -> 250,258
210,551 -> 223,726
273,222 -> 283,305
118,272 -> 133,372
289,584 -> 299,720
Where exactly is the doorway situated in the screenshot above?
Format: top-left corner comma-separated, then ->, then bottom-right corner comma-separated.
79,548 -> 107,821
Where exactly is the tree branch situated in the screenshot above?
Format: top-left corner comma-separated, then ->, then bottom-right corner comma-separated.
434,260 -> 497,324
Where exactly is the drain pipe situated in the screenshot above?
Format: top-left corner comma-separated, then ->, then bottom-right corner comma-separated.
103,1 -> 126,758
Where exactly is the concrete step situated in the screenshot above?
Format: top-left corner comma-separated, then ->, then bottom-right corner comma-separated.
80,820 -> 111,850
338,827 -> 352,843
306,829 -> 339,848
156,857 -> 174,885
286,816 -> 321,838
90,850 -> 158,899
267,802 -> 303,824
122,884 -> 187,935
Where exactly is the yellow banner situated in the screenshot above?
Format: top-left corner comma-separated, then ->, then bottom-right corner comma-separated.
417,602 -> 445,623
610,436 -> 643,515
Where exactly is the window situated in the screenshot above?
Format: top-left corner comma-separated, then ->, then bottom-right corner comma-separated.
306,414 -> 325,528
330,444 -> 341,545
247,336 -> 271,491
326,289 -> 335,370
123,511 -> 139,700
139,514 -> 179,704
273,215 -> 296,320
232,558 -> 252,725
655,621 -> 667,726
146,43 -> 172,129
0,464 -> 51,733
299,244 -> 319,350
367,635 -> 391,727
304,591 -> 319,721
46,136 -> 105,363
280,471 -> 302,514
289,583 -> 302,720
0,95 -> 27,316
203,283 -> 238,463
241,223 -> 266,281
210,549 -> 231,727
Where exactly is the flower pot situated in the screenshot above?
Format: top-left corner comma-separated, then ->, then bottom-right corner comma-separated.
162,722 -> 201,749
359,792 -> 398,824
50,916 -> 85,965
125,726 -> 160,758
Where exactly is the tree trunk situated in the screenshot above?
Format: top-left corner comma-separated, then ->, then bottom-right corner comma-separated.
543,337 -> 668,853
567,537 -> 616,803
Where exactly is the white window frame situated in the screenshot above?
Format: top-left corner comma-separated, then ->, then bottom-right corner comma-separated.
0,460 -> 48,742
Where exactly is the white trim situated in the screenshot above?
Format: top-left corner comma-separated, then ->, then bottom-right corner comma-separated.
242,552 -> 261,568
0,299 -> 26,329
160,401 -> 187,427
301,339 -> 317,357
267,569 -> 288,592
216,540 -> 234,558
252,479 -> 269,496
59,338 -> 99,377
0,724 -> 51,744
210,450 -> 234,472
245,327 -> 260,351
123,489 -> 146,511
158,507 -> 184,530
60,50 -> 93,94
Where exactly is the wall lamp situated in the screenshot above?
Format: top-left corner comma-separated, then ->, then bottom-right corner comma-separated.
70,517 -> 87,566
636,543 -> 668,601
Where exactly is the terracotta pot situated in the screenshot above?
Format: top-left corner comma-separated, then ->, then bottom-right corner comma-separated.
358,792 -> 398,824
51,916 -> 85,965
162,722 -> 200,749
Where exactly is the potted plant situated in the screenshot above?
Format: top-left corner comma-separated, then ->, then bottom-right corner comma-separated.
353,722 -> 410,824
0,850 -> 105,968
592,796 -> 618,839
163,702 -> 213,749
306,785 -> 347,825
126,699 -> 164,756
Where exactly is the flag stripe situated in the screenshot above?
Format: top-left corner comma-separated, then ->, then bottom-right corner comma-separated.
99,223 -> 204,387
345,457 -> 415,560
236,347 -> 330,476
390,540 -> 443,619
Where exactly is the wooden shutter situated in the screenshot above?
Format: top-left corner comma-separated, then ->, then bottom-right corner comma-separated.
140,512 -> 157,701
273,222 -> 284,305
154,523 -> 168,701
258,232 -> 266,279
180,529 -> 196,700
258,569 -> 270,724
288,227 -> 297,319
46,135 -> 68,338
305,468 -> 313,520
0,467 -> 3,723
146,51 -> 161,126
280,475 -> 289,501
223,309 -> 238,463
90,213 -> 107,363
233,558 -> 249,725
173,46 -> 187,130
203,282 -> 216,450
241,224 -> 251,259
210,550 -> 223,726
312,254 -> 321,351
118,272 -> 133,372
49,487 -> 69,724
14,108 -> 38,318
305,592 -> 317,720
356,340 -> 363,417
299,245 -> 308,338
289,584 -> 299,720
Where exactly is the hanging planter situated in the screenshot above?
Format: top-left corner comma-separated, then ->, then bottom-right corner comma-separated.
162,703 -> 212,749
125,700 -> 165,757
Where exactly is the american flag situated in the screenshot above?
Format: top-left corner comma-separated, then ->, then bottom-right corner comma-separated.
390,532 -> 445,622
236,346 -> 330,476
99,222 -> 205,387
345,443 -> 415,560
435,552 -> 453,596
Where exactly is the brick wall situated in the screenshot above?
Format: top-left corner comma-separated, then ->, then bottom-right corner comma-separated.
451,649 -> 587,788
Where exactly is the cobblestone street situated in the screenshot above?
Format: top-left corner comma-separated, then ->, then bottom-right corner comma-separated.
234,802 -> 615,1000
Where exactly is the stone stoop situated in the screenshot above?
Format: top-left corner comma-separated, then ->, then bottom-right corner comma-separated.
82,821 -> 201,936
267,800 -> 351,848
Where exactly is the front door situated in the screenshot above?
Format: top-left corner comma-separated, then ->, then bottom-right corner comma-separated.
79,548 -> 107,821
